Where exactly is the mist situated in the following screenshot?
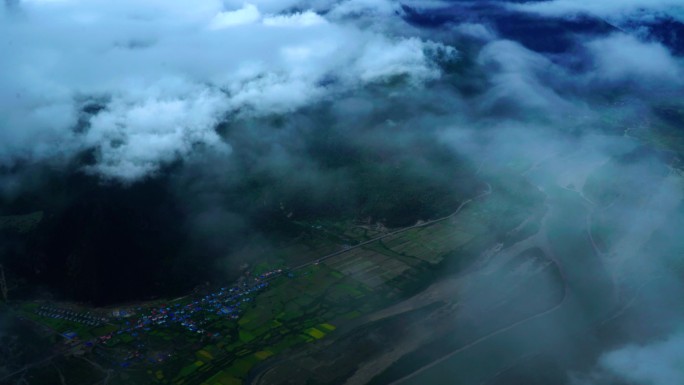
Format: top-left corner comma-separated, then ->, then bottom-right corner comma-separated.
1,0 -> 684,384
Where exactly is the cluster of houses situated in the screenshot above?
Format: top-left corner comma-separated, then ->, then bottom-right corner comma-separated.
31,267 -> 287,370
100,268 -> 283,344
35,305 -> 106,326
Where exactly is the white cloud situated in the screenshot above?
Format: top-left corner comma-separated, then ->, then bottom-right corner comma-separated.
220,0 -> 300,14
0,0 -> 453,181
354,37 -> 439,83
263,11 -> 327,27
209,3 -> 260,29
226,72 -> 325,115
327,0 -> 400,19
84,83 -> 229,181
399,0 -> 450,10
452,23 -> 496,41
586,34 -> 682,84
574,330 -> 684,385
509,0 -> 684,21
476,40 -> 573,113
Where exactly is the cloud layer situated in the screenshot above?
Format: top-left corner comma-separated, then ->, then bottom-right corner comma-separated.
2,2 -> 684,382
510,0 -> 684,20
1,0 -> 453,181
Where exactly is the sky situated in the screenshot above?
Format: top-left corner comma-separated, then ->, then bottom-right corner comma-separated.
2,1 -> 684,384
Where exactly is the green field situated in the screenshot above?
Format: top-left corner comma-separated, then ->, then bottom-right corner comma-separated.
6,170 -> 546,385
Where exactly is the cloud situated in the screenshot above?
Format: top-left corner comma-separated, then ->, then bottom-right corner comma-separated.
84,83 -> 229,182
220,0 -> 300,14
354,37 -> 450,83
0,0 -> 453,181
209,3 -> 261,29
585,33 -> 682,84
573,330 -> 684,385
476,40 -> 574,113
327,0 -> 400,18
263,11 -> 327,27
509,0 -> 684,21
399,0 -> 450,10
451,22 -> 496,41
5,2 -> 684,378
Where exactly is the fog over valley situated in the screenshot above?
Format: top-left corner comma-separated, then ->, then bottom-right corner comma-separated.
1,1 -> 684,384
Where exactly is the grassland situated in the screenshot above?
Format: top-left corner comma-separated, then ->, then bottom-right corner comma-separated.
0,211 -> 44,233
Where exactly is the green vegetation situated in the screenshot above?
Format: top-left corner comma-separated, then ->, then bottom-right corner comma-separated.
5,169 -> 547,385
0,211 -> 44,233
